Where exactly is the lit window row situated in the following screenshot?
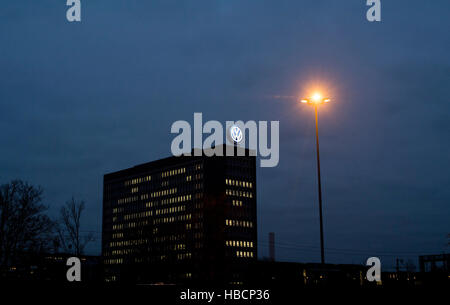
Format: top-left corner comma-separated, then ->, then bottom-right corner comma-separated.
131,187 -> 139,194
226,240 -> 254,248
105,258 -> 123,265
118,196 -> 139,205
186,175 -> 192,182
146,201 -> 156,208
113,224 -> 124,230
112,233 -> 123,239
236,251 -> 254,258
113,207 -> 124,214
153,213 -> 192,225
121,220 -> 149,229
150,188 -> 177,198
118,188 -> 179,205
232,200 -> 243,207
154,234 -> 186,243
124,211 -> 153,220
124,176 -> 151,186
162,167 -> 186,178
226,179 -> 253,188
174,243 -> 186,250
177,252 -> 192,260
161,194 -> 192,205
225,219 -> 253,228
105,276 -> 117,282
111,249 -> 135,255
110,239 -> 146,248
226,189 -> 253,198
155,205 -> 186,216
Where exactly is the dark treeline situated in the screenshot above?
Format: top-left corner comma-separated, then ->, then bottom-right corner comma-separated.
0,179 -> 93,278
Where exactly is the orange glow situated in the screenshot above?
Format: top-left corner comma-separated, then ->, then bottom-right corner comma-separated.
312,93 -> 322,102
298,76 -> 337,105
299,94 -> 331,106
297,78 -> 335,108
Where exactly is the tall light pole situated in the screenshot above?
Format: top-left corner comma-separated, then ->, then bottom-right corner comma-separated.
300,93 -> 330,264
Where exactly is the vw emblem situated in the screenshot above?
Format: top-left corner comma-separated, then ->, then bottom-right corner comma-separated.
230,125 -> 243,143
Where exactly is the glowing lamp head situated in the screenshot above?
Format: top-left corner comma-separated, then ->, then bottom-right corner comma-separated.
312,93 -> 322,103
299,93 -> 331,106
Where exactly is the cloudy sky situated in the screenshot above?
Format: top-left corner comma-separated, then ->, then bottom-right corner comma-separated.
1,1 -> 449,269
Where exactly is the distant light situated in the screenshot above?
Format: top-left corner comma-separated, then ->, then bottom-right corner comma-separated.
312,93 -> 322,102
300,92 -> 331,106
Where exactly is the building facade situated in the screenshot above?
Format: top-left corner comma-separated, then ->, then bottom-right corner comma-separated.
102,146 -> 257,284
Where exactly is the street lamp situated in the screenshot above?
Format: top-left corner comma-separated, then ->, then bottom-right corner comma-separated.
300,92 -> 330,264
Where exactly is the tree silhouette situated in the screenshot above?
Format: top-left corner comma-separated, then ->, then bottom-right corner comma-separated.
0,180 -> 54,270
57,197 -> 94,256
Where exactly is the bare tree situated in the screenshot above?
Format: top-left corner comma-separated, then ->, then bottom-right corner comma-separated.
0,180 -> 55,270
57,197 -> 94,256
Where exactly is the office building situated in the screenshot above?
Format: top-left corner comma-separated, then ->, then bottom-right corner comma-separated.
102,146 -> 257,284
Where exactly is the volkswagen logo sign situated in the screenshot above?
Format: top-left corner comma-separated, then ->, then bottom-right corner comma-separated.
230,125 -> 243,143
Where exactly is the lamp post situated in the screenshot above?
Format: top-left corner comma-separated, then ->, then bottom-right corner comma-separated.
300,93 -> 330,264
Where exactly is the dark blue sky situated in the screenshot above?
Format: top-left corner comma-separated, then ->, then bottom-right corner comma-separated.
1,1 -> 449,269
